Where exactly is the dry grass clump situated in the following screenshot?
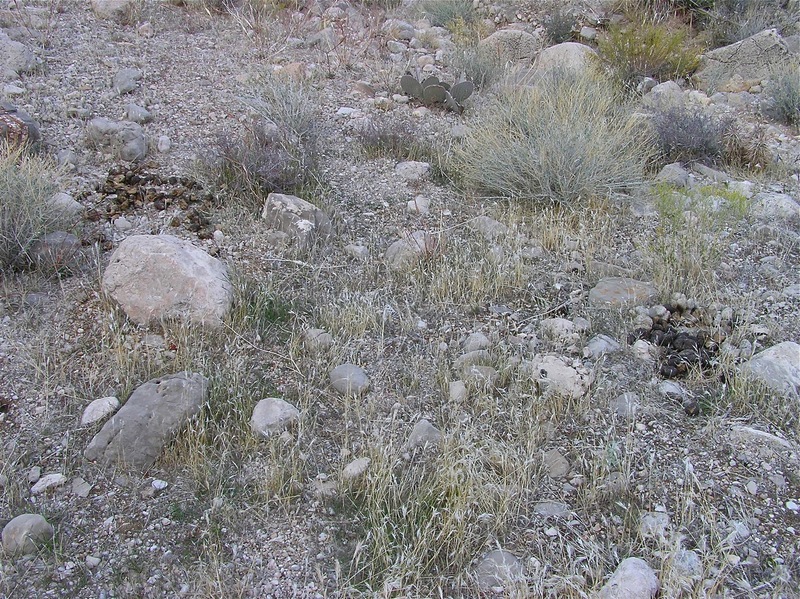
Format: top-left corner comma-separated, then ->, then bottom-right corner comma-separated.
452,70 -> 654,204
0,143 -> 61,271
447,45 -> 509,90
417,0 -> 475,28
701,0 -> 798,46
203,73 -> 319,212
355,115 -> 431,161
763,62 -> 800,129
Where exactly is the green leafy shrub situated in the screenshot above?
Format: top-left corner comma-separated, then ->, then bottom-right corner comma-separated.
418,0 -> 475,28
452,70 -> 654,203
598,20 -> 702,84
0,144 -> 61,271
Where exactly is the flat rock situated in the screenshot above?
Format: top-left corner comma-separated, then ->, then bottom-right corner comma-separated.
81,396 -> 120,425
0,32 -> 35,76
596,557 -> 659,599
395,160 -> 430,181
250,398 -> 300,437
611,392 -> 640,420
406,418 -> 442,451
2,514 -> 54,555
330,363 -> 370,396
584,334 -> 622,358
694,29 -> 795,92
533,500 -> 571,517
449,380 -> 468,402
261,193 -> 332,250
543,448 -> 570,479
102,234 -> 233,328
751,192 -> 800,221
30,473 -> 67,495
47,192 -> 84,221
474,549 -> 524,590
739,341 -> 800,400
589,277 -> 658,308
639,511 -> 671,538
303,328 -> 334,352
86,117 -> 147,162
342,457 -> 370,481
466,215 -> 509,240
84,372 -> 208,469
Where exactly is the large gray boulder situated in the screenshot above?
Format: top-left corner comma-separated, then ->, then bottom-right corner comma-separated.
478,29 -> 544,62
261,193 -> 331,250
533,42 -> 598,76
102,235 -> 233,328
739,341 -> 800,401
694,29 -> 796,92
84,372 -> 208,469
2,514 -> 54,555
86,117 -> 147,162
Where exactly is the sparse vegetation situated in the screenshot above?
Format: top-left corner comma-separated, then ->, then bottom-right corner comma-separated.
452,70 -> 654,203
598,18 -> 702,84
701,0 -> 799,46
0,144 -> 61,271
543,6 -> 576,43
417,0 -> 475,28
764,62 -> 800,129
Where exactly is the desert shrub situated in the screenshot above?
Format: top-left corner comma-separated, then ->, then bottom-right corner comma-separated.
543,6 -> 576,43
205,74 -> 319,211
417,0 -> 475,28
650,103 -> 770,167
702,0 -> 798,46
356,115 -> 431,160
598,19 -> 702,84
447,45 -> 507,90
650,103 -> 732,164
764,63 -> 800,128
0,144 -> 61,271
452,70 -> 653,204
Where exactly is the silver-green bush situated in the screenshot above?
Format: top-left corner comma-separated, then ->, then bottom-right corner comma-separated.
0,145 -> 60,270
452,70 -> 654,203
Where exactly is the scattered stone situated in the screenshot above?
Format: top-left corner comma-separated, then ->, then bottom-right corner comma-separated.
344,243 -> 369,260
84,372 -> 209,469
474,549 -> 524,591
611,392 -> 640,420
455,349 -> 492,373
125,102 -> 152,123
597,557 -> 659,599
449,380 -> 468,402
2,514 -> 54,555
47,192 -> 84,222
91,0 -> 137,20
30,473 -> 67,495
466,215 -> 509,240
261,193 -> 332,250
102,234 -> 233,328
28,466 -> 40,483
580,26 -> 597,40
303,328 -> 333,353
86,117 -> 147,162
658,380 -> 687,400
385,230 -> 441,271
584,334 -> 622,358
85,555 -> 101,569
543,448 -> 570,479
589,278 -> 658,308
330,364 -> 370,396
463,365 -> 499,390
342,457 -> 370,481
0,102 -> 40,149
112,67 -> 142,94
250,398 -> 300,437
0,32 -> 35,77
29,231 -> 81,269
157,135 -> 171,153
670,548 -> 703,583
533,500 -> 571,517
639,511 -> 671,538
71,477 -> 93,498
406,418 -> 442,451
406,195 -> 430,214
523,355 -> 593,399
541,318 -> 576,342
479,28 -> 543,61
463,332 -> 491,353
81,396 -> 120,425
739,341 -> 800,400
395,160 -> 430,182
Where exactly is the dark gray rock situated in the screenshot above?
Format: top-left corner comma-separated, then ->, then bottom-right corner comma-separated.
84,372 -> 208,469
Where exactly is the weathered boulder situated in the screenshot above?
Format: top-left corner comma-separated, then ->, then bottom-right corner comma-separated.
479,29 -> 543,62
589,277 -> 658,308
330,364 -> 370,396
2,514 -> 54,555
261,193 -> 331,250
84,372 -> 208,469
250,398 -> 300,437
595,557 -> 659,598
91,0 -> 136,20
0,32 -> 35,77
86,117 -> 147,162
694,29 -> 796,92
102,235 -> 233,328
533,42 -> 598,76
739,341 -> 800,401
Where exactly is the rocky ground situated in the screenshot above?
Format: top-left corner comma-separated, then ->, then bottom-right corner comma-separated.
1,0 -> 799,597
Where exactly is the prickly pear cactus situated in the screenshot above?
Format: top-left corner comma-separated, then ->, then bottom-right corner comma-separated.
399,73 -> 474,112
